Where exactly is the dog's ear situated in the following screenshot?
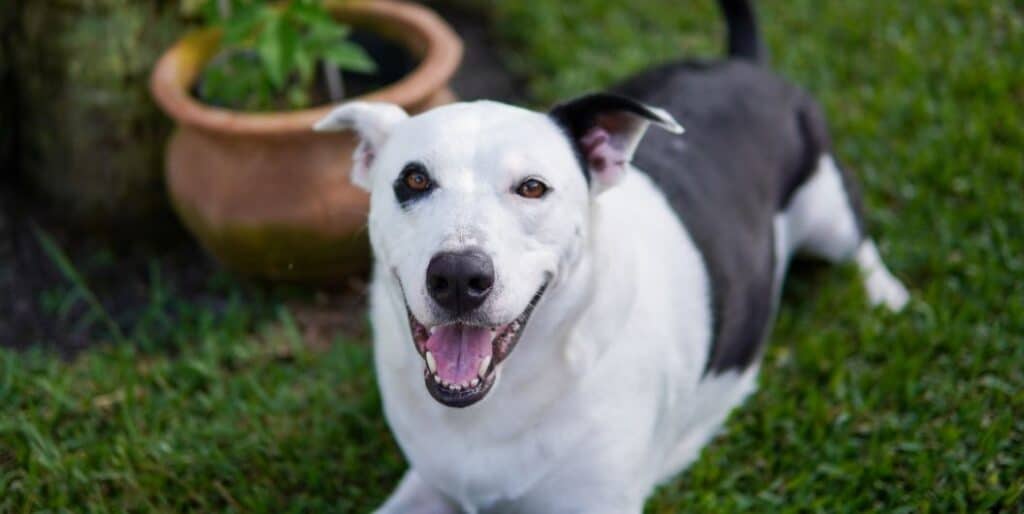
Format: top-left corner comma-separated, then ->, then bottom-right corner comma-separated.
314,102 -> 409,191
550,93 -> 683,193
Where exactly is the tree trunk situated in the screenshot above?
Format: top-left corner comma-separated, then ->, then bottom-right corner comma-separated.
13,0 -> 185,231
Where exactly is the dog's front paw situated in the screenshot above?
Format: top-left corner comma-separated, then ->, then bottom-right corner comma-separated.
856,241 -> 910,312
373,471 -> 462,514
864,265 -> 910,312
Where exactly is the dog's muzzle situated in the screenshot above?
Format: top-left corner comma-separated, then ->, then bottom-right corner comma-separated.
405,280 -> 549,408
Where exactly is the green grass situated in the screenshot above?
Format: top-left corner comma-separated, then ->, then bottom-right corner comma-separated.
2,0 -> 1023,512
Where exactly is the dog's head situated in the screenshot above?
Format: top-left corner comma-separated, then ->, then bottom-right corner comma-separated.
315,95 -> 681,407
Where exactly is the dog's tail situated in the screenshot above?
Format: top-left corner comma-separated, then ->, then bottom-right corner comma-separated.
717,0 -> 766,63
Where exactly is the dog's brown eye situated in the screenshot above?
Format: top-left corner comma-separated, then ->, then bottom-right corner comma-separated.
404,171 -> 431,191
394,162 -> 434,207
516,178 -> 549,199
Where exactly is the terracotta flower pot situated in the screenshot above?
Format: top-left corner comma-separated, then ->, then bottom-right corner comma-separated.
150,0 -> 462,281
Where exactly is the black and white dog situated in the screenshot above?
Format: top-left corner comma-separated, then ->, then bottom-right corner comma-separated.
315,1 -> 908,511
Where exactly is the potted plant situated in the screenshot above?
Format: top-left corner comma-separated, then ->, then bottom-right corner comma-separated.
150,0 -> 461,281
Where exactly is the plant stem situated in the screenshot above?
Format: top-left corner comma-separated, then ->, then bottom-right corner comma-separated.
323,61 -> 344,102
217,0 -> 231,19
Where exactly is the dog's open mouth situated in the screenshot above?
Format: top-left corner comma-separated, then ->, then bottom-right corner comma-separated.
406,282 -> 549,408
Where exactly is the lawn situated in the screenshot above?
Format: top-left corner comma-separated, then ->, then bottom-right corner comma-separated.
2,0 -> 1023,512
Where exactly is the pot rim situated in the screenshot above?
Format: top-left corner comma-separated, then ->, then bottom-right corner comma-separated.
149,0 -> 462,136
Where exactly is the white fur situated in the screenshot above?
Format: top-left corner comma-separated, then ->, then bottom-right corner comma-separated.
778,155 -> 862,263
371,168 -> 712,513
856,240 -> 910,310
314,102 -> 908,513
776,155 -> 910,311
315,102 -> 410,190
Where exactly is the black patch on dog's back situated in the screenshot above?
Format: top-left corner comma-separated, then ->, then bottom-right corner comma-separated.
611,60 -> 835,374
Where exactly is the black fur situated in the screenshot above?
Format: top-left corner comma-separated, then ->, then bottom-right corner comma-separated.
550,93 -> 679,185
717,0 -> 766,62
615,60 -> 835,373
393,162 -> 436,208
550,0 -> 866,374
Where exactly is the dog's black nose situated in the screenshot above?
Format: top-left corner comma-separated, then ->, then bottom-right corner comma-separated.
426,249 -> 495,316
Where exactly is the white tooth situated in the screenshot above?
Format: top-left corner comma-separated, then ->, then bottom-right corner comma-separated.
470,377 -> 479,387
453,384 -> 462,391
425,351 -> 437,373
433,373 -> 440,383
478,355 -> 492,378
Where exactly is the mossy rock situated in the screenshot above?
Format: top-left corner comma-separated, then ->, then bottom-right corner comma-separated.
13,0 -> 184,229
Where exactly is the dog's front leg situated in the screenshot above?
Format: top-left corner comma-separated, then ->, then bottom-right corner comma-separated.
513,486 -> 646,514
373,469 -> 462,514
532,499 -> 645,514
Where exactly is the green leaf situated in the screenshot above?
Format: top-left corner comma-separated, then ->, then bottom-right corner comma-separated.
277,23 -> 301,85
293,50 -> 315,85
198,0 -> 224,25
321,42 -> 377,74
257,13 -> 292,89
286,87 -> 310,109
200,0 -> 376,110
289,2 -> 347,36
307,22 -> 350,45
222,8 -> 264,47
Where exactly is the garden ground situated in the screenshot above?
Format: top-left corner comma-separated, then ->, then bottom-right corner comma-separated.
2,1 -> 1022,512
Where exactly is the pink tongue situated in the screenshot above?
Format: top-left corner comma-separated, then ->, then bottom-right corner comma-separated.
425,324 -> 494,385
